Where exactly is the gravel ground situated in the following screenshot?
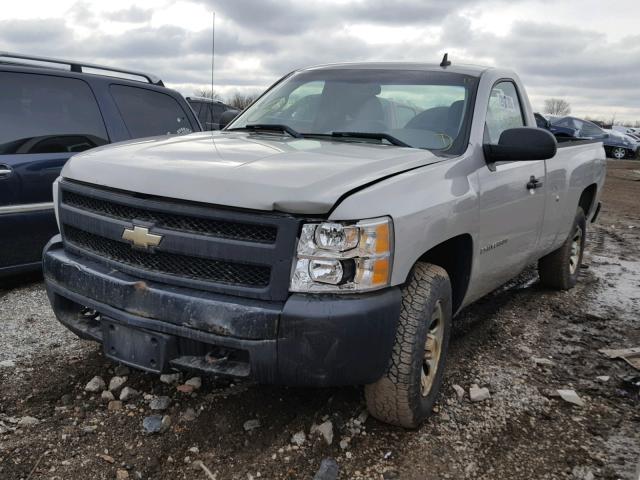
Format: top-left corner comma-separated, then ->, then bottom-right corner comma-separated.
1,160 -> 639,480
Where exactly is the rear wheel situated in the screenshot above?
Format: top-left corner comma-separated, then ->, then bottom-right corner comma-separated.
611,147 -> 627,159
538,208 -> 586,290
365,263 -> 452,428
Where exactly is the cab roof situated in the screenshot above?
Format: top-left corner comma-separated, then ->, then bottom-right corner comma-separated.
301,62 -> 491,77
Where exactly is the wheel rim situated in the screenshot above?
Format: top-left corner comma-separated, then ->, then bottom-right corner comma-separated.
569,226 -> 583,275
421,300 -> 444,397
613,148 -> 626,159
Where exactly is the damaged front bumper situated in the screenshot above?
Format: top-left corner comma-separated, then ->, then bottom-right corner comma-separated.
43,235 -> 401,387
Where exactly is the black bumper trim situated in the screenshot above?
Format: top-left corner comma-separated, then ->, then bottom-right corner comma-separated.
44,236 -> 401,386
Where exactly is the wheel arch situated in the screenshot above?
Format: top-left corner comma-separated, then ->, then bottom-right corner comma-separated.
409,234 -> 473,315
578,183 -> 598,218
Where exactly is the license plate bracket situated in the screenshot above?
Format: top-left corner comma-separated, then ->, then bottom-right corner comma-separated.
102,319 -> 177,373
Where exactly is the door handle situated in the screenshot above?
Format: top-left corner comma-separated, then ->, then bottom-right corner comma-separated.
526,175 -> 543,190
0,165 -> 13,177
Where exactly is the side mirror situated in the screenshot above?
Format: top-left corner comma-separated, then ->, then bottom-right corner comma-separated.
219,109 -> 240,129
483,127 -> 557,162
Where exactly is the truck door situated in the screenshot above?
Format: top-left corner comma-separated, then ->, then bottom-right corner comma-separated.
0,72 -> 108,273
476,81 -> 547,290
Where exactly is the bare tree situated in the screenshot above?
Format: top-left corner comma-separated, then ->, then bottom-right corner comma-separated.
193,88 -> 223,101
544,98 -> 571,116
228,92 -> 259,110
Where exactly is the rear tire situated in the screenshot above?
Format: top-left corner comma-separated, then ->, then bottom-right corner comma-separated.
365,263 -> 452,428
611,147 -> 627,159
538,208 -> 586,290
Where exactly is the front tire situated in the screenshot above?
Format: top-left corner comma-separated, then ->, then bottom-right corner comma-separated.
538,208 -> 586,290
365,263 -> 452,428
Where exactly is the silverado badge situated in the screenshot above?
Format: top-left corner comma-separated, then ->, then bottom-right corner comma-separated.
122,226 -> 162,250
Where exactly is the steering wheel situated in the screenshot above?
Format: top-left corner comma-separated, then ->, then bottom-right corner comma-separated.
436,133 -> 454,151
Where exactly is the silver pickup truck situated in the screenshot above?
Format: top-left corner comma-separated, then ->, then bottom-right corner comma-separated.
43,61 -> 606,427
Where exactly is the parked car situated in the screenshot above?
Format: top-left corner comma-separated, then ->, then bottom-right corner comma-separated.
0,52 -> 201,277
612,125 -> 640,136
43,60 -> 605,427
551,116 -> 638,159
186,96 -> 237,130
605,129 -> 640,151
534,112 -> 550,129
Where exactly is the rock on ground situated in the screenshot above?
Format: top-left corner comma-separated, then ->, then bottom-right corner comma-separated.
558,389 -> 585,407
143,415 -> 171,434
469,384 -> 491,402
313,458 -> 339,480
84,376 -> 105,393
160,373 -> 181,384
119,386 -> 139,401
185,377 -> 202,389
101,390 -> 115,402
108,376 -> 127,392
452,384 -> 465,401
149,396 -> 171,411
312,420 -> 334,446
291,431 -> 306,446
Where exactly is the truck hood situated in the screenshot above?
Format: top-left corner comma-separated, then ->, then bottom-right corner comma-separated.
62,131 -> 442,214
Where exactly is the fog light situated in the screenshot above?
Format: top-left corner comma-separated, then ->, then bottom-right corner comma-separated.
309,258 -> 343,284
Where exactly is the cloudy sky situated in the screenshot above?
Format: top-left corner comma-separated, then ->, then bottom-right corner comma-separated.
2,0 -> 639,122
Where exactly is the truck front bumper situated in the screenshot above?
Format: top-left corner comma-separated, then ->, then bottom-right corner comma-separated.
43,236 -> 401,387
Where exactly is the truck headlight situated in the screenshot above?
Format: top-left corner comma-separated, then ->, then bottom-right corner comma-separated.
290,217 -> 393,292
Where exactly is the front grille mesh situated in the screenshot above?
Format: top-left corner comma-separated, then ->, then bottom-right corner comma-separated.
62,190 -> 277,244
64,225 -> 271,288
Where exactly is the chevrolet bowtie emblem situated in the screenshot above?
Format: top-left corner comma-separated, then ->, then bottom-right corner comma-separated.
122,226 -> 163,249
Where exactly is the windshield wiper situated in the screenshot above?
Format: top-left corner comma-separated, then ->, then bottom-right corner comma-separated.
228,124 -> 304,138
330,131 -> 411,147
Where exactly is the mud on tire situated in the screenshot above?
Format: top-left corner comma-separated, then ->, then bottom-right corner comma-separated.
538,208 -> 586,290
365,263 -> 452,428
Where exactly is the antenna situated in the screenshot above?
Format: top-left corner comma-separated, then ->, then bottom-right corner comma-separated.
211,11 -> 215,99
440,52 -> 451,68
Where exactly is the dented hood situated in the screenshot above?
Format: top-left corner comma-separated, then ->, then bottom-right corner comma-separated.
62,131 -> 441,214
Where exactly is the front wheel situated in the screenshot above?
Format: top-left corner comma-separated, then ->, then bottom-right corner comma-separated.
365,263 -> 452,428
611,147 -> 627,159
538,208 -> 586,290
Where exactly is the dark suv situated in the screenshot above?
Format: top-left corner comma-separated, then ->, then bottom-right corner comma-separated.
186,96 -> 236,130
0,52 -> 201,277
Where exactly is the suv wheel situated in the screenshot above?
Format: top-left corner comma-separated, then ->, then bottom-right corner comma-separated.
365,263 -> 452,428
538,208 -> 586,290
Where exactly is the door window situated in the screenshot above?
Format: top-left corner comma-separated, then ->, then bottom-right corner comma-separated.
0,72 -> 108,155
110,85 -> 194,138
484,81 -> 525,144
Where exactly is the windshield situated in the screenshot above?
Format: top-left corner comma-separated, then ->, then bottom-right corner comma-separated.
228,68 -> 478,154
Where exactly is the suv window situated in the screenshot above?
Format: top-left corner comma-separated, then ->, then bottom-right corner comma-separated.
0,72 -> 108,155
484,81 -> 524,144
110,85 -> 194,138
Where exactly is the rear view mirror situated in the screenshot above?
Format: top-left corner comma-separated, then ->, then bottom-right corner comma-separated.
220,109 -> 240,130
483,127 -> 557,163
